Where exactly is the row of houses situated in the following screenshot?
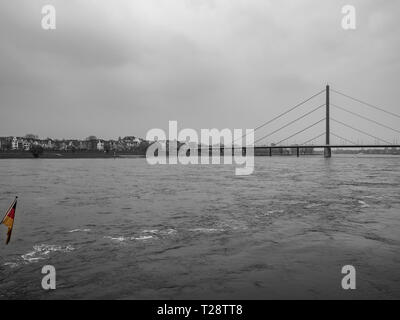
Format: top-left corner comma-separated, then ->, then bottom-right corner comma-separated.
0,136 -> 145,152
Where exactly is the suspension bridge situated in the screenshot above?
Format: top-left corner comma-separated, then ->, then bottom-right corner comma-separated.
199,84 -> 400,158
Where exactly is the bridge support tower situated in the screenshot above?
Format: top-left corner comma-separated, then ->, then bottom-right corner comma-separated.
324,84 -> 332,158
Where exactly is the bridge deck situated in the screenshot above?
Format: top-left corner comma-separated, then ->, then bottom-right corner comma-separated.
253,145 -> 400,149
198,145 -> 400,150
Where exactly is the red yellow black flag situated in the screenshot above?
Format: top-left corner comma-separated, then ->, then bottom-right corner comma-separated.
1,196 -> 18,245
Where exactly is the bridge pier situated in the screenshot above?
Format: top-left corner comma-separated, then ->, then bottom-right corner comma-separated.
324,147 -> 331,158
296,147 -> 299,157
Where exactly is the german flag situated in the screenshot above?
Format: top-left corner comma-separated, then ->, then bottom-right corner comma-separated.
1,196 -> 18,245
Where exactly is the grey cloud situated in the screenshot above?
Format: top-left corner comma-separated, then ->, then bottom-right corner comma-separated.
0,0 -> 399,143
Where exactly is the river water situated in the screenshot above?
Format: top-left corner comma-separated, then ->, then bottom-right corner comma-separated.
0,155 -> 399,299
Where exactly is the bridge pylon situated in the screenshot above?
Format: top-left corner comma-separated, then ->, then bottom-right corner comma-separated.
324,84 -> 331,158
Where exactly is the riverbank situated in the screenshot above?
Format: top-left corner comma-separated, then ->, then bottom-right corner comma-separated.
0,151 -> 146,159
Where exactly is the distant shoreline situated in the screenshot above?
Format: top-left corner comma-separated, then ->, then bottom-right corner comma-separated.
1,150 -> 399,159
0,151 -> 146,159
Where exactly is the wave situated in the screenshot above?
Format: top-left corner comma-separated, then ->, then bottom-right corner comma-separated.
143,228 -> 177,235
265,209 -> 284,215
358,200 -> 370,208
104,235 -> 155,242
188,228 -> 225,233
4,244 -> 75,268
104,236 -> 128,242
142,229 -> 159,234
305,203 -> 324,209
21,244 -> 75,263
68,228 -> 91,233
3,262 -> 18,268
131,235 -> 154,240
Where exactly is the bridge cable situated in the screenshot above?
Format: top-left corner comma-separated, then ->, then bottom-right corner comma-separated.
331,132 -> 358,145
234,89 -> 325,143
331,104 -> 400,134
331,118 -> 392,144
254,103 -> 325,144
300,132 -> 325,145
331,89 -> 400,119
274,118 -> 326,146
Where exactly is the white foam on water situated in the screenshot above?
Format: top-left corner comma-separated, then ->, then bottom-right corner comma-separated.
142,228 -> 177,236
189,228 -> 225,233
267,209 -> 285,214
4,262 -> 18,268
231,225 -> 248,230
142,229 -> 159,234
358,200 -> 370,208
104,236 -> 128,242
21,244 -> 75,263
131,235 -> 154,240
21,252 -> 45,263
68,228 -> 91,233
104,235 -> 155,242
165,229 -> 177,234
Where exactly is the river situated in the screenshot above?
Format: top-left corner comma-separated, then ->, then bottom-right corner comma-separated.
0,155 -> 399,299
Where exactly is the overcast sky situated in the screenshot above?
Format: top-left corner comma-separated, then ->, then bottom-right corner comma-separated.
0,0 -> 399,144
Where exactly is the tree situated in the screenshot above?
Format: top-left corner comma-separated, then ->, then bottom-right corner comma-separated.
31,145 -> 44,158
135,141 -> 151,154
25,134 -> 39,140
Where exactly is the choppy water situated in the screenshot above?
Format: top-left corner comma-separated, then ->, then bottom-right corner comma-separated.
0,156 -> 399,299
